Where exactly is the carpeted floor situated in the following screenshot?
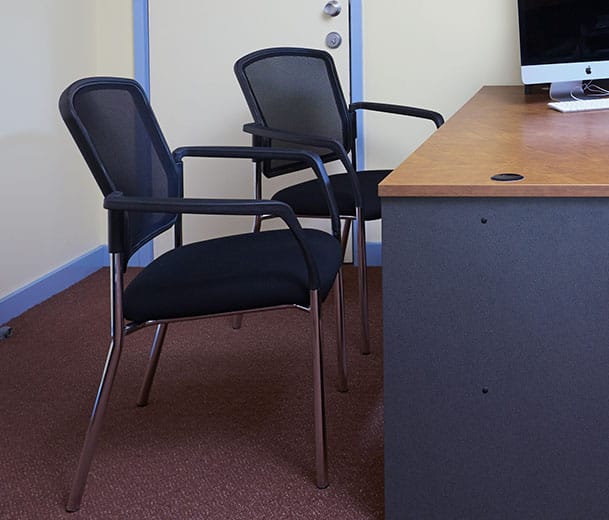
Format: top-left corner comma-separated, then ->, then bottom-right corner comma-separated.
0,266 -> 383,519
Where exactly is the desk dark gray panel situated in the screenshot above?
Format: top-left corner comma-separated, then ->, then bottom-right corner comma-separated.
383,197 -> 609,519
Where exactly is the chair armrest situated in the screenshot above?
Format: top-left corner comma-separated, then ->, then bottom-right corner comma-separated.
242,124 -> 363,208
171,145 -> 340,239
104,192 -> 324,290
173,145 -> 326,166
349,101 -> 444,128
104,191 -> 297,221
241,124 -> 345,155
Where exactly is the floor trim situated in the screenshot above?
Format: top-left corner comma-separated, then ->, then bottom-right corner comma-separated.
366,241 -> 382,266
0,246 -> 107,325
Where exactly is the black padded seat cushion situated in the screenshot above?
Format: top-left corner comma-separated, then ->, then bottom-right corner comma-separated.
123,229 -> 342,323
271,170 -> 390,221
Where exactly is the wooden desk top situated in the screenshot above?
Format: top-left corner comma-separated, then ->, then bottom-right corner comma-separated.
379,86 -> 609,197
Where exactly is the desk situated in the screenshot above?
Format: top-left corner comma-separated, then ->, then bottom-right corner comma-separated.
380,86 -> 609,519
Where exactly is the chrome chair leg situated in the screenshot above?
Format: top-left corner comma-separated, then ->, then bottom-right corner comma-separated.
310,289 -> 328,489
66,254 -> 125,513
253,214 -> 262,233
137,323 -> 168,407
232,215 -> 264,331
356,209 -> 371,355
340,218 -> 352,259
66,336 -> 124,512
334,270 -> 347,392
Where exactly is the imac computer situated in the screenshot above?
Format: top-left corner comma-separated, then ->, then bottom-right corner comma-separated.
518,0 -> 609,100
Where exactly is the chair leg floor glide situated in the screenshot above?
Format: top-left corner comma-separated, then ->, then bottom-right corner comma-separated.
231,315 -> 244,330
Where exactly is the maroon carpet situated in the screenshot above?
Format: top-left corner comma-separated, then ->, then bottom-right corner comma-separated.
0,266 -> 383,519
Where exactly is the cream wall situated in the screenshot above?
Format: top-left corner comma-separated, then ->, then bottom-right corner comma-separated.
0,1 -> 132,300
362,0 -> 522,169
96,1 -> 134,76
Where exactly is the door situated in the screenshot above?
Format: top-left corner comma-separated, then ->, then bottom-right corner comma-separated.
148,1 -> 353,251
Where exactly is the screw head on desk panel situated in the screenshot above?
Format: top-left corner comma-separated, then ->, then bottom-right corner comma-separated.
481,218 -> 488,224
482,387 -> 489,394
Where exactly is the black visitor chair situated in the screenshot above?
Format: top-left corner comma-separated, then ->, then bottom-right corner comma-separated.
59,77 -> 346,512
234,47 -> 444,354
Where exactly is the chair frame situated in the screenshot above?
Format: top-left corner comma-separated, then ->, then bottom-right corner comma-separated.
235,47 -> 444,354
59,77 -> 346,512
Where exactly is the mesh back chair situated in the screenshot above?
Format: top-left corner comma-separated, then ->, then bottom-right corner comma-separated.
59,77 -> 346,512
234,47 -> 444,354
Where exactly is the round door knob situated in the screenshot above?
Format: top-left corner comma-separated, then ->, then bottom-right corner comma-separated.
324,0 -> 342,17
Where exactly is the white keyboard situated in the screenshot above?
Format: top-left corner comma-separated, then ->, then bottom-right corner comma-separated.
548,97 -> 609,113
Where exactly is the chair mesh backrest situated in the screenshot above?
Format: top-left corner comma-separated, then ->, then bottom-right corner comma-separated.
235,48 -> 353,177
59,77 -> 181,266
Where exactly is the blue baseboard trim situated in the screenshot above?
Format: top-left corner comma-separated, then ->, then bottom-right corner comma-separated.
0,246 -> 108,325
353,241 -> 382,267
366,241 -> 382,267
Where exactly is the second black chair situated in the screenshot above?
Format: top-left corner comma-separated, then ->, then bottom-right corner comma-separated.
234,47 -> 444,354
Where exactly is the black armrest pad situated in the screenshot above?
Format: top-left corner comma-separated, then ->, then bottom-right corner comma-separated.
349,101 -> 444,128
173,145 -> 325,168
104,192 -> 296,223
242,124 -> 344,153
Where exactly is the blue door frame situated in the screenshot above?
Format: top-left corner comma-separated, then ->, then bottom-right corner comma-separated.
130,0 -> 154,267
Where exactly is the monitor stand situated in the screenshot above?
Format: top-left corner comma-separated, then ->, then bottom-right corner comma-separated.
549,80 -> 585,101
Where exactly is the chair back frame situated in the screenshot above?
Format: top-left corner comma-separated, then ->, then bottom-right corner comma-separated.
235,47 -> 357,178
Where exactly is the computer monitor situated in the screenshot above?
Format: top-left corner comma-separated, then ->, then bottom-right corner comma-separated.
517,0 -> 609,100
